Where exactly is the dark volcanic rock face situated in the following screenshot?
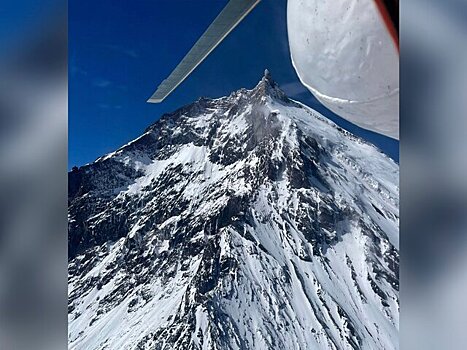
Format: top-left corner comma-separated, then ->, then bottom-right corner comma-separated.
68,72 -> 399,350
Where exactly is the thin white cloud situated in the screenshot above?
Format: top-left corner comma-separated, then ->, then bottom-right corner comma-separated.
93,79 -> 111,88
104,44 -> 139,58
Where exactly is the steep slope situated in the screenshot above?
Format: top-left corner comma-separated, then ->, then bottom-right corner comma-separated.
68,71 -> 399,350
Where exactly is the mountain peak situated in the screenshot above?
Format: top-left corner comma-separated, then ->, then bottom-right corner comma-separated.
253,69 -> 288,101
68,71 -> 399,350
259,68 -> 274,86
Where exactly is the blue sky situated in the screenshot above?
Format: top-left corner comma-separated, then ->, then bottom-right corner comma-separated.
69,0 -> 399,168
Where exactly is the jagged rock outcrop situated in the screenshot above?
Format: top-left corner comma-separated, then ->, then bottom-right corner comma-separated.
68,71 -> 399,350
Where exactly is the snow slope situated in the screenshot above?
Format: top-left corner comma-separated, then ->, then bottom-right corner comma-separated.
68,70 -> 399,349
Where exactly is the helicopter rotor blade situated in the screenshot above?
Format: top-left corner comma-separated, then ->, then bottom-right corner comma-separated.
148,0 -> 261,103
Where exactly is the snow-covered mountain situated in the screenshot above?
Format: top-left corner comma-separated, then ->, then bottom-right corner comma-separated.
68,71 -> 399,350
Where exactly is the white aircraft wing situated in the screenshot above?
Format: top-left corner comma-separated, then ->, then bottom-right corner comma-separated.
287,0 -> 400,139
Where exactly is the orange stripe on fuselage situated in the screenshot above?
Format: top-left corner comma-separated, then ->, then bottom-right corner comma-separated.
373,0 -> 399,52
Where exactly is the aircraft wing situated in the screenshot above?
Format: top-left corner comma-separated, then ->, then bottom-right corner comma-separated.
148,0 -> 261,103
